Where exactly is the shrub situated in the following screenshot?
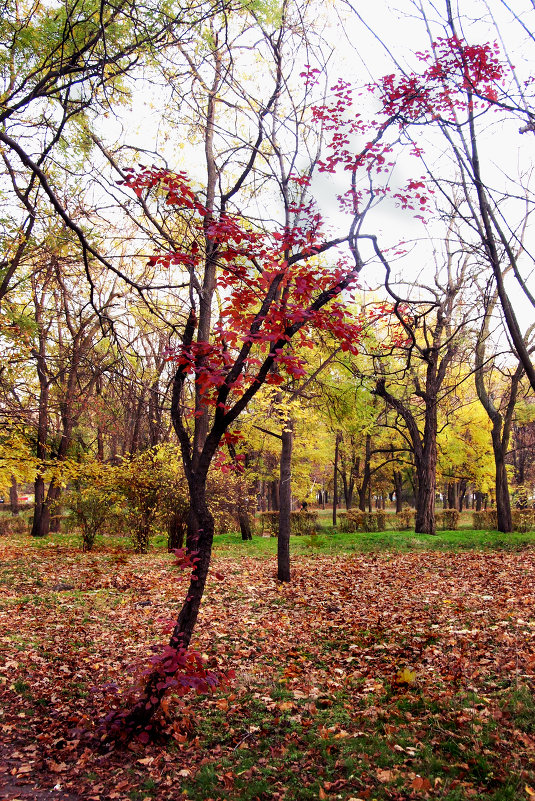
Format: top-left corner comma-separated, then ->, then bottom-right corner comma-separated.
396,509 -> 414,530
257,510 -> 318,536
337,512 -> 350,532
258,511 -> 279,536
0,516 -> 28,536
337,509 -> 387,532
291,510 -> 318,535
512,510 -> 534,533
472,509 -> 498,530
65,480 -> 123,551
436,508 -> 459,530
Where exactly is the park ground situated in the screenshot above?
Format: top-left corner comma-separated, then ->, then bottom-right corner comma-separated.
1,526 -> 535,801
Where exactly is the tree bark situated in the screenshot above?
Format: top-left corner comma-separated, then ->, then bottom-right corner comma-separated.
393,470 -> 403,513
119,480 -> 215,736
9,476 -> 19,515
239,509 -> 253,541
332,431 -> 341,526
278,418 -> 293,582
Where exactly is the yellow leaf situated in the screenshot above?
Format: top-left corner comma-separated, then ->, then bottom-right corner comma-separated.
395,668 -> 417,685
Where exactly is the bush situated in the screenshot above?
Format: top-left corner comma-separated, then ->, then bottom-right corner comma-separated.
336,509 -> 386,532
472,509 -> 498,530
436,508 -> 459,530
396,509 -> 414,530
512,510 -> 534,533
257,510 -> 318,536
65,480 -> 123,551
291,510 -> 318,535
258,511 -> 279,536
0,516 -> 27,536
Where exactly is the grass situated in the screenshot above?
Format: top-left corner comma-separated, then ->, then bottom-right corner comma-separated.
2,519 -> 535,558
209,528 -> 535,557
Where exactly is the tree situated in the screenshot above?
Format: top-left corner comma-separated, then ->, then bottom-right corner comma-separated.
372,251 -> 471,534
474,289 -> 532,531
23,236 -> 116,537
103,0 -> 406,737
0,0 -> 217,304
362,4 -> 535,390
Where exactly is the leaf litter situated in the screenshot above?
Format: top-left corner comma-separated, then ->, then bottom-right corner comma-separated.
0,539 -> 534,800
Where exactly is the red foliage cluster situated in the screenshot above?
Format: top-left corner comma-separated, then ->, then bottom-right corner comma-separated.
378,37 -> 504,121
122,169 -> 368,414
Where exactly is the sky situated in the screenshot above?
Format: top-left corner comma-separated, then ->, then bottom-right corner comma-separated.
94,0 -> 535,333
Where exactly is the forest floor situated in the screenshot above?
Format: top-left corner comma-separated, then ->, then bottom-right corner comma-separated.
1,531 -> 535,801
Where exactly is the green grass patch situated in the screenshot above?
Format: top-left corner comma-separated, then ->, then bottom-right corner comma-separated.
210,528 -> 535,557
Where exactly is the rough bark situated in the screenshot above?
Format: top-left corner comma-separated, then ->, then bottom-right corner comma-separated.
332,431 -> 341,526
393,470 -> 403,513
278,419 -> 293,583
9,476 -> 19,515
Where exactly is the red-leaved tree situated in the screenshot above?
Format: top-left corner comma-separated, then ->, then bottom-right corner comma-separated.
102,11 -> 408,741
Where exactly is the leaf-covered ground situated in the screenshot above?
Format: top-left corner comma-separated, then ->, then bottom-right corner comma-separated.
1,536 -> 535,801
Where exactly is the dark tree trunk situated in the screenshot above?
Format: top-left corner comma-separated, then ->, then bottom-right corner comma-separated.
120,480 -> 215,735
270,480 -> 279,512
458,479 -> 467,512
415,459 -> 436,534
358,434 -> 371,512
492,422 -> 512,533
393,470 -> 403,513
278,419 -> 293,583
32,477 -> 50,538
332,432 -> 341,526
167,507 -> 187,551
48,482 -> 62,533
239,510 -> 253,541
9,476 -> 19,514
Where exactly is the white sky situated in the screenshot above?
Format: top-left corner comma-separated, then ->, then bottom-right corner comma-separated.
95,0 -> 535,333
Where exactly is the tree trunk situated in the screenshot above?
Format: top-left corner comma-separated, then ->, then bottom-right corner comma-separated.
492,422 -> 512,533
239,509 -> 253,541
415,460 -> 436,535
393,470 -> 403,513
31,476 -> 50,538
167,507 -> 187,551
358,434 -> 372,512
48,482 -> 62,532
332,431 -> 340,526
9,476 -> 19,514
119,481 -> 215,737
278,418 -> 293,582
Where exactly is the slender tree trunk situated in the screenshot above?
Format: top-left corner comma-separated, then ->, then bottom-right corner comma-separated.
120,479 -> 215,735
278,418 -> 293,582
332,432 -> 341,526
358,435 -> 372,512
239,510 -> 253,541
491,422 -> 512,533
9,476 -> 19,515
393,470 -> 403,513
